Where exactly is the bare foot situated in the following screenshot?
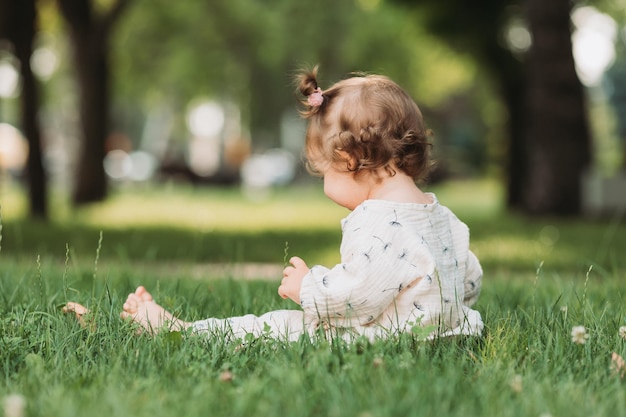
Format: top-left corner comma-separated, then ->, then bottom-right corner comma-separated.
63,301 -> 89,316
120,286 -> 190,334
62,301 -> 93,329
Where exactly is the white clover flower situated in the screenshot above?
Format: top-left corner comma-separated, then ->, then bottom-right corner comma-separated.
571,325 -> 589,345
619,326 -> 626,340
3,394 -> 26,417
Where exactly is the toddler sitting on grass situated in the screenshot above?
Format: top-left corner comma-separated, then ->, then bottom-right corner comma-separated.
65,66 -> 483,341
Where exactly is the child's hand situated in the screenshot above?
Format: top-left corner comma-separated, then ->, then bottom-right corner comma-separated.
279,256 -> 309,304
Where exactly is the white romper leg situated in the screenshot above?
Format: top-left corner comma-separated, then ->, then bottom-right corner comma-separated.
191,309 -> 308,342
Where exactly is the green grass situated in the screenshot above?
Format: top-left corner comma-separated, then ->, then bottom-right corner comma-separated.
1,179 -> 626,417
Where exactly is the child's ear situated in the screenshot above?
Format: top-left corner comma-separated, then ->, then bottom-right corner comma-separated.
335,150 -> 357,170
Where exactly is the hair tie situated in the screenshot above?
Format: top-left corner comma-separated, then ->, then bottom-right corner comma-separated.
307,87 -> 324,107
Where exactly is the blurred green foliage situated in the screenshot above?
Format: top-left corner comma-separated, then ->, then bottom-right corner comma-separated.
111,0 -> 475,109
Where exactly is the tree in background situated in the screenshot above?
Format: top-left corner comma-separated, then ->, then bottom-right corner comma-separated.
0,0 -> 48,219
603,6 -> 626,170
396,0 -> 527,207
399,0 -> 592,215
57,0 -> 131,205
523,0 -> 591,214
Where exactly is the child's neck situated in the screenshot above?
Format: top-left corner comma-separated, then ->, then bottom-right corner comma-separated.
368,171 -> 432,205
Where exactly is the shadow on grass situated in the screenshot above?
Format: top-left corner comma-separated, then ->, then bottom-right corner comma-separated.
3,210 -> 625,277
1,219 -> 341,265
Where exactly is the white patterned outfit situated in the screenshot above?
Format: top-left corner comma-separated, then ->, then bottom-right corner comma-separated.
192,194 -> 483,341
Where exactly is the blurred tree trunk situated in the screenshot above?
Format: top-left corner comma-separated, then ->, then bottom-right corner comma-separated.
57,0 -> 130,205
522,0 -> 591,214
0,0 -> 48,219
397,0 -> 591,216
394,1 -> 528,208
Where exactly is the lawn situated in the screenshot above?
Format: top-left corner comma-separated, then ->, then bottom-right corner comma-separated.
1,179 -> 625,417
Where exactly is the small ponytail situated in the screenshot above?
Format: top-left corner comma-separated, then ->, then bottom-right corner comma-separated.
296,65 -> 325,115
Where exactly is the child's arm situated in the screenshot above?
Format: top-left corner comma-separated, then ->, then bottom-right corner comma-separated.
463,250 -> 482,306
298,227 -> 435,326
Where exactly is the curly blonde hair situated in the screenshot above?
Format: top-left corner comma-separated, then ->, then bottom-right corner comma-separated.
296,66 -> 433,182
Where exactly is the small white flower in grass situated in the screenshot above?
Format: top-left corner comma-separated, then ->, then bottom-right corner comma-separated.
571,325 -> 589,345
372,357 -> 384,368
619,326 -> 626,340
3,394 -> 26,417
509,374 -> 523,393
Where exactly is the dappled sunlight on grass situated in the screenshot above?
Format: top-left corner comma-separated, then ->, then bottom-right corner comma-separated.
476,236 -> 548,271
2,179 -> 502,230
470,213 -> 626,274
0,183 -> 29,219
5,183 -> 349,232
2,178 -> 624,276
428,178 -> 504,219
77,190 -> 346,232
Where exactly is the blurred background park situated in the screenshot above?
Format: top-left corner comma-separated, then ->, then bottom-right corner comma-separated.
3,4 -> 626,415
1,0 -> 625,239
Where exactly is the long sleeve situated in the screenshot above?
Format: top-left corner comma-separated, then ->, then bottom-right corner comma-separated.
444,206 -> 482,307
299,204 -> 436,327
463,250 -> 482,306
